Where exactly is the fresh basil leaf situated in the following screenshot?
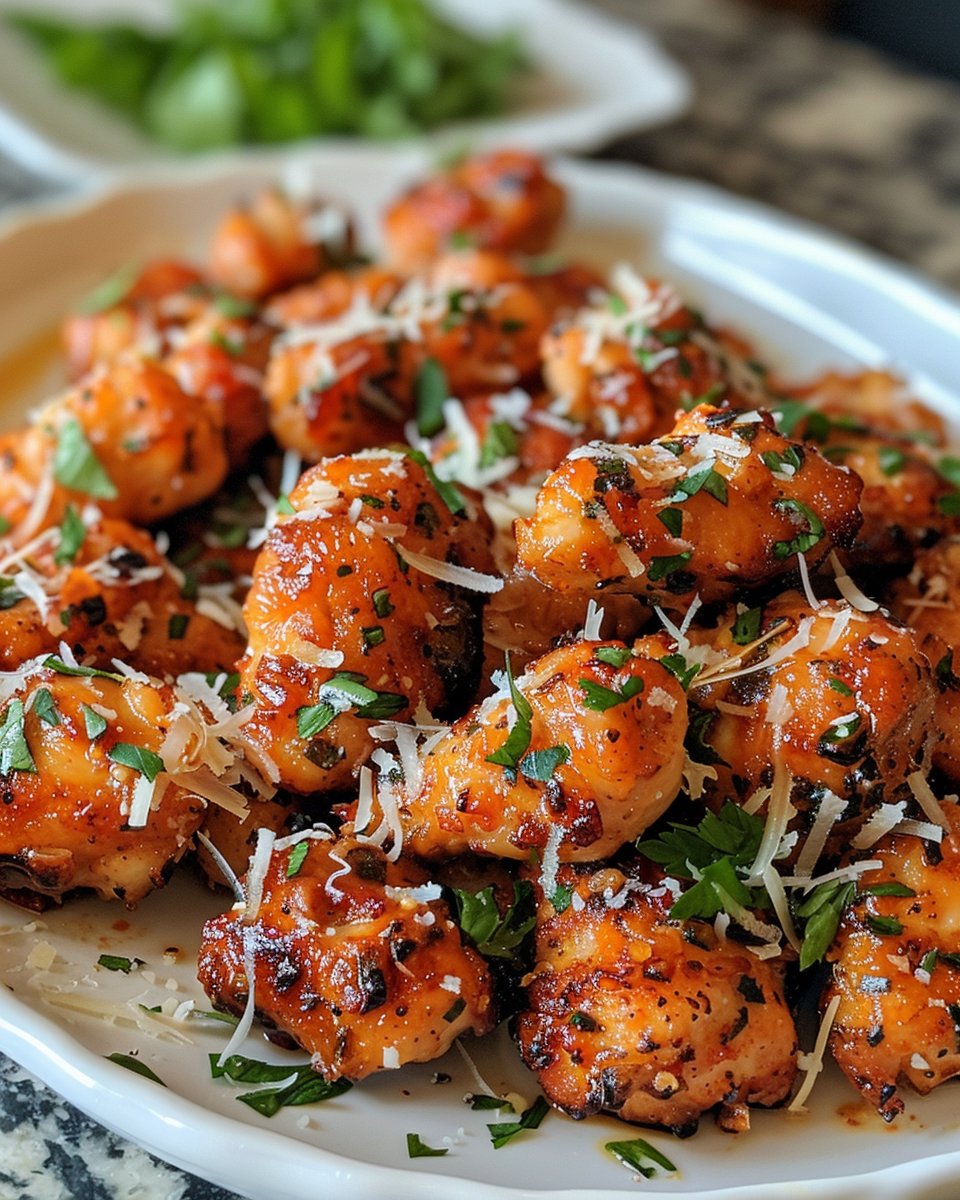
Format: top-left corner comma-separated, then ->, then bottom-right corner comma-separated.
54,504 -> 87,566
605,1137 -> 677,1179
0,700 -> 36,775
452,880 -> 536,960
579,675 -> 643,712
286,840 -> 310,878
108,742 -> 165,782
105,1052 -> 165,1086
487,1096 -> 550,1148
519,744 -> 570,783
406,1132 -> 448,1158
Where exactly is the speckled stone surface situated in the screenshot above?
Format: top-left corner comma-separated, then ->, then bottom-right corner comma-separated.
0,2 -> 959,1197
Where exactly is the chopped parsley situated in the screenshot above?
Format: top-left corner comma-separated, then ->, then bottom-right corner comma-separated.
877,446 -> 906,477
866,914 -> 904,937
211,1052 -> 352,1117
0,700 -> 36,774
660,652 -> 700,690
795,879 -> 856,970
452,880 -> 536,960
731,605 -> 763,646
406,1133 -> 448,1158
595,645 -> 632,668
518,744 -> 570,783
32,688 -> 61,727
828,677 -> 853,696
484,653 -> 532,779
605,1138 -> 677,1179
414,357 -> 448,438
104,1053 -> 165,1086
403,448 -> 466,517
772,498 -> 824,558
648,550 -> 693,583
296,671 -> 406,738
97,954 -> 142,973
487,1096 -> 550,1149
108,742 -> 165,782
76,263 -> 139,314
54,504 -> 87,566
53,419 -> 118,500
43,655 -> 123,682
674,464 -> 728,505
761,446 -> 803,476
82,704 -> 108,740
167,613 -> 190,640
479,420 -> 519,469
286,840 -> 310,878
579,675 -> 643,712
372,588 -> 394,618
656,506 -> 684,537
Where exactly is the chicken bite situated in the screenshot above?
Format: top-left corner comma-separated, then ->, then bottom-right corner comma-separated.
197,833 -> 493,1081
515,407 -> 863,609
397,639 -> 686,862
238,450 -> 498,795
826,805 -> 960,1121
516,861 -> 798,1134
0,665 -> 206,905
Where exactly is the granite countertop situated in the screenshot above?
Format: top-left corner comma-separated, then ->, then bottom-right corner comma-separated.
1,1 -> 959,1197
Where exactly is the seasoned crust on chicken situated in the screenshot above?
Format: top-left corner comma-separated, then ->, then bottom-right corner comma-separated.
0,667 -> 205,905
516,862 -> 798,1134
0,515 -> 244,678
238,450 -> 497,795
197,834 -> 493,1081
399,639 -> 686,862
515,407 -> 863,609
645,591 -> 938,851
826,808 -> 960,1122
381,149 -> 565,271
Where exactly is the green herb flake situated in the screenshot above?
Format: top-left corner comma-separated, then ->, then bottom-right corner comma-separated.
104,1052 -> 165,1086
32,688 -> 61,727
731,606 -> 763,646
0,700 -> 36,775
796,880 -> 856,970
452,880 -> 536,960
286,840 -> 310,878
372,588 -> 394,618
414,357 -> 448,439
469,1093 -> 514,1111
579,675 -> 643,712
878,446 -> 906,477
441,997 -> 466,1023
772,498 -> 825,558
861,882 -> 915,898
605,1137 -> 677,1179
76,263 -> 139,314
656,506 -> 684,537
362,625 -> 385,648
660,653 -> 700,691
82,704 -> 108,741
407,1133 -> 448,1158
404,448 -> 466,517
519,743 -> 570,783
487,1096 -> 550,1149
648,551 -> 693,583
108,742 -> 165,782
54,504 -> 87,566
595,645 -> 631,668
828,677 -> 853,696
479,420 -> 519,469
43,655 -> 123,682
485,653 -> 533,778
167,613 -> 190,641
53,419 -> 118,500
97,954 -> 141,973
674,465 -> 728,505
276,493 -> 296,516
866,914 -> 904,937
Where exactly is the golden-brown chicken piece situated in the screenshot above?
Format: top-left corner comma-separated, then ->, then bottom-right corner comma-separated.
196,795 -> 300,887
239,450 -> 498,795
264,265 -> 405,329
0,665 -> 206,905
265,271 -> 548,462
0,360 -> 229,538
516,861 -> 798,1134
515,407 -> 863,609
198,833 -> 493,1081
541,266 -> 772,445
382,149 -> 565,271
208,188 -> 352,300
826,805 -> 960,1122
643,590 -> 937,853
61,259 -> 207,381
888,538 -> 960,782
398,639 -> 686,862
0,515 -> 244,678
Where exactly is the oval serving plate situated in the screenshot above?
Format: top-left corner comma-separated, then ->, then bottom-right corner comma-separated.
1,149 -> 960,1200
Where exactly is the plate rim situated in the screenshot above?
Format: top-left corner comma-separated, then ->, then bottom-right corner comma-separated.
1,148 -> 960,1199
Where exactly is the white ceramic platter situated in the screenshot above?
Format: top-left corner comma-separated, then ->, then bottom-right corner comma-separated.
0,0 -> 690,182
1,149 -> 960,1200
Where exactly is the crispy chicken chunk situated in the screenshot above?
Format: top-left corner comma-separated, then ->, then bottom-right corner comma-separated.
516,861 -> 798,1134
198,834 -> 493,1081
